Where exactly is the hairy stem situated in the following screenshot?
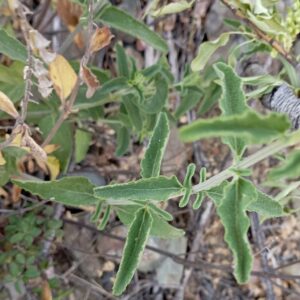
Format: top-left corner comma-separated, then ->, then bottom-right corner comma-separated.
42,0 -> 95,147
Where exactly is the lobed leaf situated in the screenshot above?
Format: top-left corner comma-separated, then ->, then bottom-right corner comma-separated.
214,62 -> 249,157
94,176 -> 183,202
141,112 -> 170,178
113,207 -> 153,295
12,176 -> 99,207
179,111 -> 290,144
217,178 -> 256,283
97,5 -> 168,53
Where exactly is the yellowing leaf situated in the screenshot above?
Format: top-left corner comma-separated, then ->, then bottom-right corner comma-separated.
43,144 -> 60,154
0,151 -> 6,165
89,27 -> 114,54
46,156 -> 60,180
0,91 -> 19,118
49,55 -> 77,102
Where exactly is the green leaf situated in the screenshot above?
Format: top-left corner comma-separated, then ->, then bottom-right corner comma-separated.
97,205 -> 111,230
116,205 -> 184,238
198,83 -> 221,115
217,178 -> 256,283
0,147 -> 28,186
179,111 -> 290,144
15,253 -> 26,265
0,29 -> 27,62
179,163 -> 196,207
141,74 -> 168,114
122,94 -> 143,132
94,176 -> 183,202
148,203 -> 173,221
113,207 -> 153,296
115,126 -> 130,156
24,265 -> 40,279
214,62 -> 249,156
141,112 -> 170,178
9,233 -> 24,244
268,150 -> 300,181
247,190 -> 285,219
175,88 -> 203,119
203,181 -> 229,206
116,43 -> 130,78
9,262 -> 21,277
193,192 -> 204,209
191,32 -> 230,72
151,0 -> 195,17
97,5 -> 168,53
12,176 -> 99,207
39,116 -> 73,173
75,129 -> 92,163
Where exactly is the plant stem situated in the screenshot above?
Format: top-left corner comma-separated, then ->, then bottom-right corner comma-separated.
42,0 -> 95,147
190,131 -> 300,195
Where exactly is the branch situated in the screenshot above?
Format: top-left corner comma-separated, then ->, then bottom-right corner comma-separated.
42,0 -> 95,147
0,4 -> 34,151
221,0 -> 297,67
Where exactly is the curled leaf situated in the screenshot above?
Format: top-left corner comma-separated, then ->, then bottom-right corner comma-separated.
89,26 -> 114,54
0,91 -> 19,118
80,64 -> 100,98
49,54 -> 77,102
28,29 -> 56,63
191,32 -> 231,72
152,0 -> 195,17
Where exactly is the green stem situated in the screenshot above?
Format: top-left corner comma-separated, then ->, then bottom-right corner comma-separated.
190,131 -> 300,195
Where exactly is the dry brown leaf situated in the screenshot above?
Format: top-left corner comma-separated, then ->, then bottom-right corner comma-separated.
49,55 -> 77,103
24,131 -> 47,161
0,91 -> 19,119
28,30 -> 56,63
80,64 -> 100,98
89,27 -> 114,54
32,58 -> 53,98
11,185 -> 21,203
56,0 -> 84,48
41,280 -> 53,300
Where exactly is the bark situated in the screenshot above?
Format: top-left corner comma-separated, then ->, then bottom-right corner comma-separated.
262,84 -> 300,129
